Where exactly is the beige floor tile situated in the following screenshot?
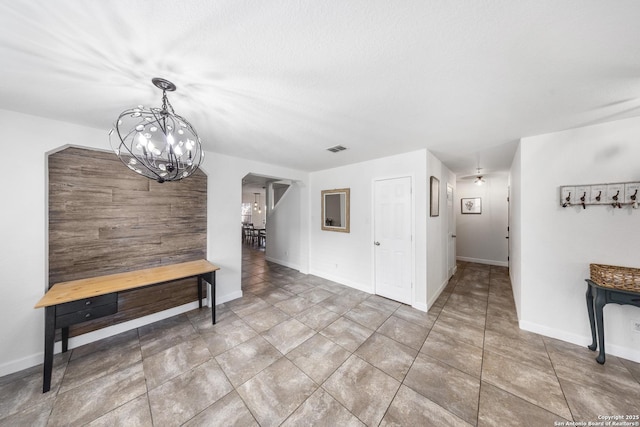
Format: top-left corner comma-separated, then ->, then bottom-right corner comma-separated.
48,362 -> 147,427
377,314 -> 429,350
286,334 -> 351,384
148,359 -> 233,427
560,378 -> 640,422
237,358 -> 317,427
482,350 -> 572,419
182,391 -> 258,427
143,337 -> 211,390
215,336 -> 281,387
199,317 -> 258,357
323,355 -> 400,427
381,384 -> 472,427
344,303 -> 392,330
282,388 -> 365,427
478,381 -> 569,426
295,305 -> 340,331
320,317 -> 373,352
404,353 -> 480,425
261,318 -> 315,355
85,394 -> 152,427
241,306 -> 290,333
355,333 -> 417,381
421,330 -> 483,378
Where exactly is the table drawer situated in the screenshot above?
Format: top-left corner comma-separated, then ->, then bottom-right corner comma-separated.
55,303 -> 118,328
56,294 -> 117,316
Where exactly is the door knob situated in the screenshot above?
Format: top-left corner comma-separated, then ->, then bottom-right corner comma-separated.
451,235 -> 456,238
374,241 -> 380,246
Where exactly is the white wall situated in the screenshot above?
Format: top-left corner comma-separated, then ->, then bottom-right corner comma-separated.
518,116 -> 640,362
426,152 -> 456,308
509,144 -> 522,319
265,181 -> 304,271
0,109 -> 310,376
205,153 -> 309,302
0,109 -> 115,375
456,173 -> 509,266
309,150 -> 428,310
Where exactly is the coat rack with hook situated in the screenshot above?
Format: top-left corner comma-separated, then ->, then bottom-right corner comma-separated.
560,182 -> 640,209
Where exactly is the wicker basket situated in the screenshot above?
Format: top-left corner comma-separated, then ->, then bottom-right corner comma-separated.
590,263 -> 640,293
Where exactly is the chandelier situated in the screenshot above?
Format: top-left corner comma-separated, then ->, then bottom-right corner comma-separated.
109,78 -> 204,183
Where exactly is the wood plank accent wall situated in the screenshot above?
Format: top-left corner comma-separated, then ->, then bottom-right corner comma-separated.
48,147 -> 207,337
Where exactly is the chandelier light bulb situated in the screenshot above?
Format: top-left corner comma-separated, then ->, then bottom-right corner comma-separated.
109,78 -> 204,183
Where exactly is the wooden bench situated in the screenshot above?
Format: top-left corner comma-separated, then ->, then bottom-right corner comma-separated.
34,259 -> 220,393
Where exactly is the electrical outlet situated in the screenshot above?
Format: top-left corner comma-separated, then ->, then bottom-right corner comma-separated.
633,320 -> 640,334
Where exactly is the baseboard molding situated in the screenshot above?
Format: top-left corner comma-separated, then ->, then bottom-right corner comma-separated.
308,268 -> 374,294
519,320 -> 640,363
457,256 -> 508,267
264,256 -> 300,272
0,290 -> 244,377
412,301 -> 428,313
427,277 -> 450,310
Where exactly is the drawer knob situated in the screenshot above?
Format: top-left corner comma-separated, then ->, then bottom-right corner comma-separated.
85,313 -> 91,318
85,301 -> 92,306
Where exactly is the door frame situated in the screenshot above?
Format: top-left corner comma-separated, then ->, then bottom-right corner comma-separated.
372,174 -> 415,306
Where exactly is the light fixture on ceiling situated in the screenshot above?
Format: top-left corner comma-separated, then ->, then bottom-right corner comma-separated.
109,78 -> 204,183
254,193 -> 260,211
474,168 -> 486,186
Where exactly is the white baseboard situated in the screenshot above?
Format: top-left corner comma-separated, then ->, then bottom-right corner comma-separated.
308,268 -> 374,294
264,256 -> 300,272
519,320 -> 640,363
427,277 -> 450,310
0,289 -> 244,377
412,302 -> 428,312
457,256 -> 508,267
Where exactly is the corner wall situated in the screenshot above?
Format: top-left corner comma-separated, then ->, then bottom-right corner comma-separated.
519,116 -> 640,362
426,152 -> 456,308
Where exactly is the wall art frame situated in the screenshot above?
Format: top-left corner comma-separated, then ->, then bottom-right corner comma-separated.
430,176 -> 439,217
461,197 -> 482,214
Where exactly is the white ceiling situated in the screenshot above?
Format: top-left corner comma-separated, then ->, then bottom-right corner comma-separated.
1,1 -> 640,175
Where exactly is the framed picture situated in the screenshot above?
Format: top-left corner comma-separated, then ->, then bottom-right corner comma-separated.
430,176 -> 439,217
461,197 -> 481,214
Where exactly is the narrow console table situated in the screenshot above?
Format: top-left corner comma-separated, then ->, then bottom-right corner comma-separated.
34,259 -> 220,393
585,279 -> 640,364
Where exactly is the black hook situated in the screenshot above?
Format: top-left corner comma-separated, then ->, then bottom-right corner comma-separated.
580,192 -> 586,209
631,189 -> 638,201
595,191 -> 601,202
612,190 -> 620,201
562,191 -> 571,208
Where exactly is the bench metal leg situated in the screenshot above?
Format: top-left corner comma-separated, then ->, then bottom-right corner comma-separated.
586,284 -> 597,351
43,306 -> 55,393
594,289 -> 606,364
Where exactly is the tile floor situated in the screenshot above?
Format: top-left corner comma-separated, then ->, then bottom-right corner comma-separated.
2,245 -> 640,426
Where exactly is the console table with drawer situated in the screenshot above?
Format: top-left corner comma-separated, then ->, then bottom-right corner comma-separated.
34,259 -> 220,393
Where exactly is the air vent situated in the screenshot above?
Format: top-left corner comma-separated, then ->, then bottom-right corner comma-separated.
326,145 -> 348,153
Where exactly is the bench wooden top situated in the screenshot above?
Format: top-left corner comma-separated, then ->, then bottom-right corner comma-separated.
35,260 -> 220,308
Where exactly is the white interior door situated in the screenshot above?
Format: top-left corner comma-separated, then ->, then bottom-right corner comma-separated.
374,176 -> 412,304
447,183 -> 456,278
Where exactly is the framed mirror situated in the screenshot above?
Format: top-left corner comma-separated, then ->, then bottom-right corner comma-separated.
321,188 -> 350,233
